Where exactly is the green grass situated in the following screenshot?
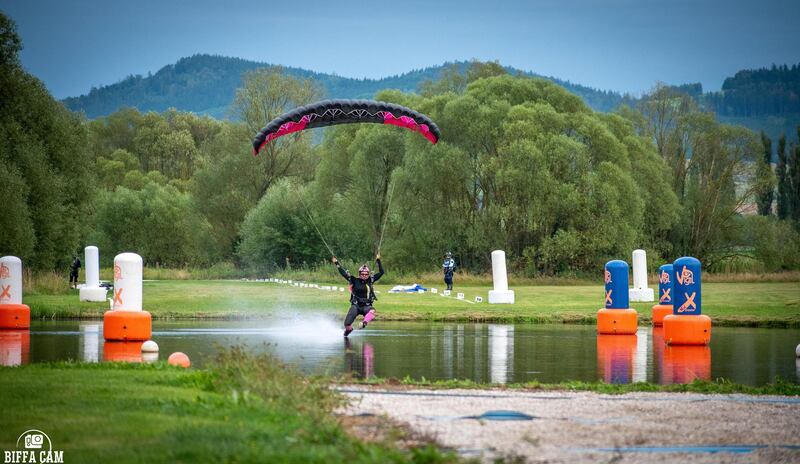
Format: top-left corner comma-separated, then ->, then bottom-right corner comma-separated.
23,279 -> 800,327
0,349 -> 454,463
342,376 -> 800,396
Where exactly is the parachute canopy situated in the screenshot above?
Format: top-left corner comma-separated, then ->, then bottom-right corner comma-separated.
252,99 -> 440,155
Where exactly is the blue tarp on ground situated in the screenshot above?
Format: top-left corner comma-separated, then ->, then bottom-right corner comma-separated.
388,284 -> 428,293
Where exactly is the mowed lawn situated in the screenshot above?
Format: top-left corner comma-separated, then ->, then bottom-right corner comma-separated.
24,280 -> 800,326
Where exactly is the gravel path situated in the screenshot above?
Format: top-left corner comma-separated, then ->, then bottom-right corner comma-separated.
339,386 -> 800,463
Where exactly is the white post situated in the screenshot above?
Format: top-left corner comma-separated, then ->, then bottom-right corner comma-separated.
628,249 -> 654,302
488,250 -> 514,304
0,256 -> 23,305
113,253 -> 143,311
80,246 -> 107,302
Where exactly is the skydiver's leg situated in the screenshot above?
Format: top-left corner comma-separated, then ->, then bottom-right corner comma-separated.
344,304 -> 359,337
362,305 -> 376,328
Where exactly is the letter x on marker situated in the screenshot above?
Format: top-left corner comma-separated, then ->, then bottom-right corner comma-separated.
605,289 -> 613,306
660,288 -> 671,303
0,285 -> 10,299
678,291 -> 696,313
114,288 -> 123,305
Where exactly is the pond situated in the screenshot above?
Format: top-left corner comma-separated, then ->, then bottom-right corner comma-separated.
2,317 -> 798,386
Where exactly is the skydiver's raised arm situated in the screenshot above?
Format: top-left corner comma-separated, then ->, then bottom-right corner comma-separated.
333,257 -> 352,282
373,256 -> 385,282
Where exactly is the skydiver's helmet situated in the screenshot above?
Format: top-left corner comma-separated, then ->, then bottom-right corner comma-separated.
358,265 -> 370,280
445,252 -> 452,258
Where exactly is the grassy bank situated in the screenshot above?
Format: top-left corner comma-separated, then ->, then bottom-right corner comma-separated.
0,349 -> 452,463
342,376 -> 800,396
23,280 -> 800,327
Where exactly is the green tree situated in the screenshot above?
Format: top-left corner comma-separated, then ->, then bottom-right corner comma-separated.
0,12 -> 94,269
776,135 -> 790,219
756,131 -> 775,215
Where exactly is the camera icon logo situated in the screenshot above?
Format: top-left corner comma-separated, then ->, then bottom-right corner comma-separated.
24,433 -> 44,449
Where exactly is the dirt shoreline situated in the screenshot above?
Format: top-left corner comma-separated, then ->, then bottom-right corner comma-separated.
339,386 -> 800,463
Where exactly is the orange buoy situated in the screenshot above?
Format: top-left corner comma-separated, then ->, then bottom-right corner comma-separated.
662,345 -> 711,384
597,260 -> 638,334
168,352 -> 191,368
103,310 -> 151,341
103,253 -> 151,341
0,304 -> 30,330
651,305 -> 673,327
103,341 -> 144,362
663,314 -> 711,345
651,264 -> 674,326
597,308 -> 638,334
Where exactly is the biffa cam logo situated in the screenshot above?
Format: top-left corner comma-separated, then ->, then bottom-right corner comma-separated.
4,430 -> 63,463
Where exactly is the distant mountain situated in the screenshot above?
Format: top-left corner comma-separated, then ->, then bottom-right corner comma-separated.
62,55 -> 799,145
62,54 -> 627,119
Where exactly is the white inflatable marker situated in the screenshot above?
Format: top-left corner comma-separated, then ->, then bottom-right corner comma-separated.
80,246 -> 107,302
443,290 -> 451,296
475,296 -> 483,303
457,292 -> 465,300
0,256 -> 22,305
431,288 -> 438,294
488,250 -> 515,304
629,249 -> 655,302
113,253 -> 143,311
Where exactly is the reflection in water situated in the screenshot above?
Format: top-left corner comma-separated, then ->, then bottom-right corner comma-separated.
80,323 -> 100,363
18,321 -> 799,386
344,338 -> 374,378
103,342 -> 144,363
0,330 -> 29,366
488,325 -> 514,384
662,345 -> 711,384
597,334 -> 636,384
633,328 -> 649,383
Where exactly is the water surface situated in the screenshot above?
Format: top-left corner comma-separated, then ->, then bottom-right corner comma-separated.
2,317 -> 798,386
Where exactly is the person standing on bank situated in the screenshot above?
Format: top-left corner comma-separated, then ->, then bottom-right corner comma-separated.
333,254 -> 384,337
443,251 -> 456,291
69,255 -> 81,289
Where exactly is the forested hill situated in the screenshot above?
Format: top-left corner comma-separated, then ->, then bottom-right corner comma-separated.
62,54 -> 627,119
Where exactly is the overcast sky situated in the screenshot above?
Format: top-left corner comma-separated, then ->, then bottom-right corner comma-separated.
2,0 -> 798,99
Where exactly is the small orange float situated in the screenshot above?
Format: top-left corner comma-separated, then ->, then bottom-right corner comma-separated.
168,352 -> 191,368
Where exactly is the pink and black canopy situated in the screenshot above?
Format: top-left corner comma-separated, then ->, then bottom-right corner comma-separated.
252,99 -> 440,155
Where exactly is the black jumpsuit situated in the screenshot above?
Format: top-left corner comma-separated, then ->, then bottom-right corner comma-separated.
337,259 -> 384,328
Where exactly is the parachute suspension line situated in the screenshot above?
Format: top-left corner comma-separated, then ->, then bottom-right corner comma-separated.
298,192 -> 337,258
376,177 -> 396,255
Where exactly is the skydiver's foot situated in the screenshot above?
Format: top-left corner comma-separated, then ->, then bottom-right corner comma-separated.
344,325 -> 354,337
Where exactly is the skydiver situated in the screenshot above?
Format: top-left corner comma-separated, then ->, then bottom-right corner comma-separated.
69,255 -> 81,289
443,251 -> 456,291
333,254 -> 384,337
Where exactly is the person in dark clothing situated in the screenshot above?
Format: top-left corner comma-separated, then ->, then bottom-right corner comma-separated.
443,251 -> 456,291
69,255 -> 81,289
333,254 -> 384,337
